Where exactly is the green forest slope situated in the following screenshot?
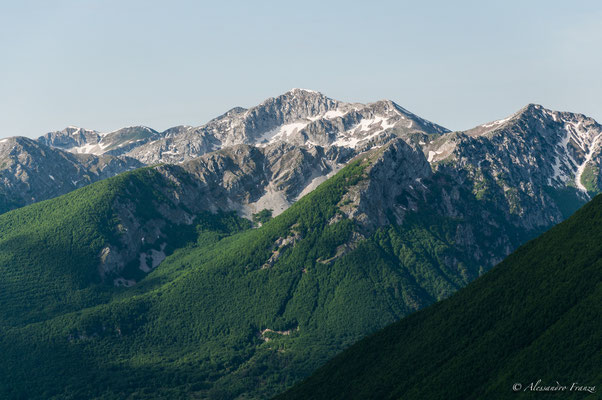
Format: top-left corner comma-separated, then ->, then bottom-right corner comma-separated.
0,144 -> 581,399
278,195 -> 602,400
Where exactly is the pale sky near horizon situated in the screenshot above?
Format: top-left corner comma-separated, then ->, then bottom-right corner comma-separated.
1,0 -> 601,138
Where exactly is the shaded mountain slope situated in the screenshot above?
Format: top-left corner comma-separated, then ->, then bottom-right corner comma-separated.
0,166 -> 250,327
278,194 -> 602,400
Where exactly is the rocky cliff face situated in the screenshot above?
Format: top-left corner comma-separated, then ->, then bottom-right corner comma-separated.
337,139 -> 432,230
0,136 -> 142,213
40,125 -> 163,157
431,104 -> 602,194
107,112 -> 593,285
33,94 -> 602,221
322,139 -> 541,276
173,142 -> 356,217
424,104 -> 601,231
37,126 -> 102,150
110,134 -> 566,287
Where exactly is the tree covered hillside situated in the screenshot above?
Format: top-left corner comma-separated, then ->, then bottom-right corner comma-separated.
278,194 -> 602,400
0,140 -> 577,399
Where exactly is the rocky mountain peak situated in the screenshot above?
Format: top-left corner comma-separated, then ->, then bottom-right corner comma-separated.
281,88 -> 331,104
248,88 -> 339,124
0,135 -> 18,148
338,138 -> 432,230
0,137 -> 142,213
418,102 -> 602,234
30,90 -> 449,164
38,126 -> 102,151
287,87 -> 322,94
212,107 -> 247,121
476,104 -> 602,193
63,125 -> 99,135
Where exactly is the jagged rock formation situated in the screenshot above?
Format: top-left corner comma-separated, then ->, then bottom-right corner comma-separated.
39,125 -> 162,156
338,139 -> 432,229
0,136 -> 142,213
38,89 -> 449,164
424,104 -> 602,232
429,104 -> 602,196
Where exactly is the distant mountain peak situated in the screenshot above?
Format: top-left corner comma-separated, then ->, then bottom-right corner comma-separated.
287,88 -> 321,94
464,103 -> 557,138
471,103 -> 596,136
271,87 -> 335,105
108,125 -> 158,134
0,136 -> 17,145
62,125 -> 99,133
425,103 -> 602,198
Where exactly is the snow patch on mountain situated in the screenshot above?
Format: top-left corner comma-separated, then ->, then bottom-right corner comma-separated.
550,127 -> 577,185
70,142 -> 101,154
257,121 -> 311,145
426,140 -> 456,163
482,116 -> 512,128
289,88 -> 319,94
353,116 -> 395,133
575,131 -> 602,193
322,109 -> 346,119
548,117 -> 602,192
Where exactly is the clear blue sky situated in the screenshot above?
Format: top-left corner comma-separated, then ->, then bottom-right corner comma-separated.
1,0 -> 601,137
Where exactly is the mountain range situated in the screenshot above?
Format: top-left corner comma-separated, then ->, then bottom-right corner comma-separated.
3,89 -> 601,218
0,89 -> 600,398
